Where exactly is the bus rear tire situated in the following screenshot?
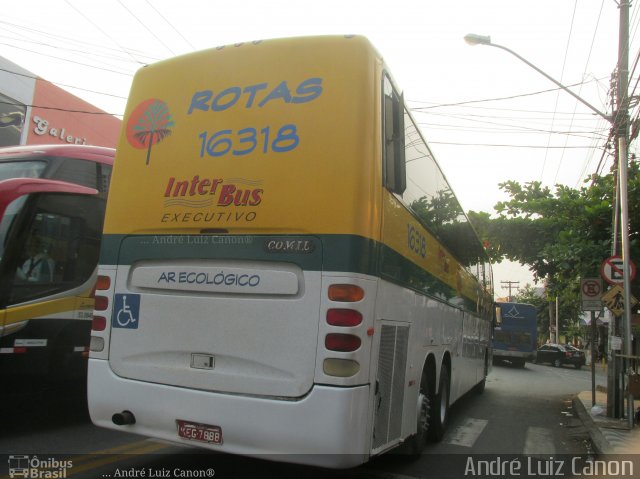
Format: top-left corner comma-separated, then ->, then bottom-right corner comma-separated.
405,370 -> 430,457
429,364 -> 450,442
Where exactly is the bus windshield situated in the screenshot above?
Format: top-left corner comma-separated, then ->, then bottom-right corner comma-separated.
0,161 -> 47,181
0,195 -> 26,261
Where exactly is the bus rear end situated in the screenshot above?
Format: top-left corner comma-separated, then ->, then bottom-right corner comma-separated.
493,302 -> 537,367
88,36 -> 381,467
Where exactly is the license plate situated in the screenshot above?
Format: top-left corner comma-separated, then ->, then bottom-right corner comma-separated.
176,420 -> 223,445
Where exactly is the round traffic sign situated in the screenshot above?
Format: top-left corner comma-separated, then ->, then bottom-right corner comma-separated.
600,255 -> 637,285
581,279 -> 602,297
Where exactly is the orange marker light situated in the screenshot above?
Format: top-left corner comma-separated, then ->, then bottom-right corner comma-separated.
328,284 -> 364,302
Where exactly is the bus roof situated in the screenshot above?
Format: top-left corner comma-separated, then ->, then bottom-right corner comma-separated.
0,144 -> 115,166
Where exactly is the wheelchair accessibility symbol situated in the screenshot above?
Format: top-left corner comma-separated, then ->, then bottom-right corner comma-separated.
113,294 -> 141,329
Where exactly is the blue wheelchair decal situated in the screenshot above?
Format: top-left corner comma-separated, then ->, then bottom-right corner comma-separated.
113,294 -> 141,329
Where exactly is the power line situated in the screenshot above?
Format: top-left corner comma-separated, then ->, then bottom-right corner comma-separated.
0,100 -> 122,118
143,0 -> 196,51
540,0 -> 578,183
410,79 -> 606,110
63,0 -> 145,65
0,66 -> 127,101
117,0 -> 177,56
427,141 -> 604,149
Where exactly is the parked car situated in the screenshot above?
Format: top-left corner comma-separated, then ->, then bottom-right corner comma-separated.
534,343 -> 586,369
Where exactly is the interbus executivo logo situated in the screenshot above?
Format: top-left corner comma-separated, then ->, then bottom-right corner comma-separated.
126,98 -> 175,165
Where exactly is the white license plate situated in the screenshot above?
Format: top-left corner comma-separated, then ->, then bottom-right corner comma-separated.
176,420 -> 223,445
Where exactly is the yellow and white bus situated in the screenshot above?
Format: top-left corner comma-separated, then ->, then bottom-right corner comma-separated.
88,35 -> 493,468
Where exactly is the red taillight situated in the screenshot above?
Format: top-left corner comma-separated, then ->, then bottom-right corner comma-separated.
325,333 -> 361,352
96,275 -> 111,291
328,284 -> 364,302
566,352 -> 572,358
92,316 -> 107,331
94,296 -> 108,311
327,309 -> 363,327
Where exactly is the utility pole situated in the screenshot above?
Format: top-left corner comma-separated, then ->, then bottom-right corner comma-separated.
611,0 -> 634,427
465,1 -> 634,427
501,280 -> 519,302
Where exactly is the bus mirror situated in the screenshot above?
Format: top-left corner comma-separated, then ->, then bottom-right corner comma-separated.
393,92 -> 406,194
495,306 -> 502,326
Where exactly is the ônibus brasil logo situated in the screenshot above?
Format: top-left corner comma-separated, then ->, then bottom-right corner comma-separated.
126,99 -> 174,165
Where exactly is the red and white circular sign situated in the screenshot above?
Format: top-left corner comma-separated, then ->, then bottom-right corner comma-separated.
600,255 -> 636,285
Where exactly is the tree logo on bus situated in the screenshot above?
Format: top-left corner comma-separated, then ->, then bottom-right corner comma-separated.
126,99 -> 175,165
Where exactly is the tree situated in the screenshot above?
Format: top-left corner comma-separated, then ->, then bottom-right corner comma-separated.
469,160 -> 640,324
132,100 -> 175,165
471,161 -> 639,287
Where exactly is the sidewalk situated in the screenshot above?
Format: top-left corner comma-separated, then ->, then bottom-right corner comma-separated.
573,389 -> 640,454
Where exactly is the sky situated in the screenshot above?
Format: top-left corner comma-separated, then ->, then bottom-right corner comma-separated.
1,0 -> 635,295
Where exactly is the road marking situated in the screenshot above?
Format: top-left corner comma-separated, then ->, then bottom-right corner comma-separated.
524,426 -> 555,457
445,417 -> 489,447
65,440 -> 171,477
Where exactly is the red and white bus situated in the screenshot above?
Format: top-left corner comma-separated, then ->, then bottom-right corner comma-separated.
0,144 -> 113,382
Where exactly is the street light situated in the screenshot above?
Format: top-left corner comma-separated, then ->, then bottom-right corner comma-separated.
463,34 -> 611,122
466,31 -> 635,426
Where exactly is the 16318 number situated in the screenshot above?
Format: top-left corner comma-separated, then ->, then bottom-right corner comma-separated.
408,224 -> 427,259
198,124 -> 299,158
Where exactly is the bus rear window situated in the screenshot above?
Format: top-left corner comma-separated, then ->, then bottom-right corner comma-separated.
0,161 -> 46,181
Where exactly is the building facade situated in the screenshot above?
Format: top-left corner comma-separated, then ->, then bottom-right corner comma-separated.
0,56 -> 121,148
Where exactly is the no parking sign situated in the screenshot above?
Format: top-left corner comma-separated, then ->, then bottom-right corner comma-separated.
600,255 -> 636,286
580,277 -> 602,311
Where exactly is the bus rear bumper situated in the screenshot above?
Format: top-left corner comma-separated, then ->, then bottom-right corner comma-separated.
494,350 -> 535,361
88,359 -> 371,468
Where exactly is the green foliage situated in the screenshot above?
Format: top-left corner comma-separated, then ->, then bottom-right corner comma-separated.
471,161 -> 638,283
469,160 -> 640,327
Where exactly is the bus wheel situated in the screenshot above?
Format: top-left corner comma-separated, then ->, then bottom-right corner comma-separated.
475,354 -> 488,394
405,371 -> 430,456
429,364 -> 450,442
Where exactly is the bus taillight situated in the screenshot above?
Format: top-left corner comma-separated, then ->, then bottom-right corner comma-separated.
96,275 -> 111,291
326,309 -> 362,327
323,358 -> 360,377
92,316 -> 107,331
325,333 -> 361,352
94,296 -> 109,311
91,273 -> 112,355
328,284 -> 364,302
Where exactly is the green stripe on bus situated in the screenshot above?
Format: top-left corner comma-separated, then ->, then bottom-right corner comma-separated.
99,233 -> 474,310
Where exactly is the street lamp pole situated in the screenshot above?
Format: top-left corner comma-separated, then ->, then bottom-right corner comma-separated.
465,19 -> 635,428
463,34 -> 611,122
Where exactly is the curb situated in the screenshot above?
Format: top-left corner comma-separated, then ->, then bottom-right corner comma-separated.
571,393 -> 612,455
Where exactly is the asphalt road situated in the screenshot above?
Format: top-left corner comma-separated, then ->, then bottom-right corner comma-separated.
0,361 -> 604,478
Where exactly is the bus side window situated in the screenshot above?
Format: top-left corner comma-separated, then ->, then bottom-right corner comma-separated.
7,193 -> 103,305
383,75 -> 406,195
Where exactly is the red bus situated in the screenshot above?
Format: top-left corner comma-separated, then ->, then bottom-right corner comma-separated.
0,144 -> 114,382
